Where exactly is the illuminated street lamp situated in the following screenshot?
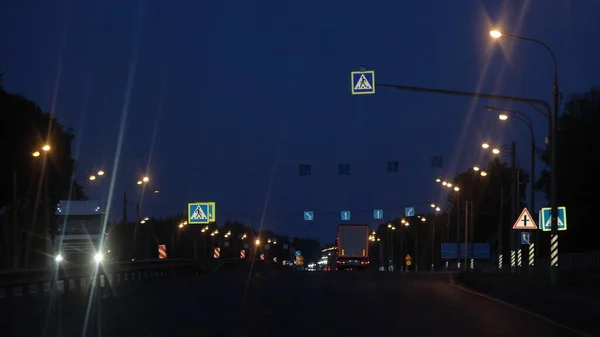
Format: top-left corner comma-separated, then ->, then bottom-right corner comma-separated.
489,30 -> 502,38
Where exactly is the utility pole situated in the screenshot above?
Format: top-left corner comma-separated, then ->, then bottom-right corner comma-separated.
415,222 -> 419,272
431,217 -> 435,271
455,195 -> 461,270
463,201 -> 468,272
510,142 -> 517,273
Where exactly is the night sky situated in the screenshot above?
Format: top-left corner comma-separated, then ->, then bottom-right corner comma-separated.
2,1 -> 599,244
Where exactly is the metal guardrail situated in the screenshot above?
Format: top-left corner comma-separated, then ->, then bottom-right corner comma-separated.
0,258 -> 202,300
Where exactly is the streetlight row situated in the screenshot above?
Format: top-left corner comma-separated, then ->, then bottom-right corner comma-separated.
177,221 -> 279,244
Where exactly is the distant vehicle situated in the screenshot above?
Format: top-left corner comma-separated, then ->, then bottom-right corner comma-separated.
52,200 -> 107,266
336,224 -> 369,270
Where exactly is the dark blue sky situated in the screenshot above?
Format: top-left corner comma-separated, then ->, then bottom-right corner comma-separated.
2,1 -> 599,243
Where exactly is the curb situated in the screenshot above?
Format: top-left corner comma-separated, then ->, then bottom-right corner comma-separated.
448,274 -> 596,337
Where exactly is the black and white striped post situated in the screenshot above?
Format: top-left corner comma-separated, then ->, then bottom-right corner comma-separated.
550,234 -> 559,269
528,242 -> 535,274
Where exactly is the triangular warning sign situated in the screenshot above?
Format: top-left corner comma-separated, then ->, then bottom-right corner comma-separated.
513,208 -> 537,229
405,254 -> 412,260
191,206 -> 207,220
354,74 -> 373,90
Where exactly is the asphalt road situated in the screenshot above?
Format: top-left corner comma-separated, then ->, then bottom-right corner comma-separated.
1,269 -> 594,337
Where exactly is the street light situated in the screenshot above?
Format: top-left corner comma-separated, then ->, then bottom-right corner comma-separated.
453,186 -> 460,192
492,148 -> 501,155
485,105 -> 536,215
489,28 -> 559,285
489,30 -> 502,38
482,143 -> 490,149
480,171 -> 488,177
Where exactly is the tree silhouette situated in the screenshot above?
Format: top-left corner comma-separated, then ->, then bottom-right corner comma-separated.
444,158 -> 527,255
536,87 -> 600,252
0,84 -> 84,268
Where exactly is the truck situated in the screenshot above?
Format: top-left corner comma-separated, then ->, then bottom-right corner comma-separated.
52,200 -> 107,266
336,224 -> 370,270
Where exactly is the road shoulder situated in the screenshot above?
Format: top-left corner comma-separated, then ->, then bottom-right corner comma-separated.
450,273 -> 600,337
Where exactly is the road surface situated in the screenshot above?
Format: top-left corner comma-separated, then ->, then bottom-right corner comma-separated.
1,269 -> 593,337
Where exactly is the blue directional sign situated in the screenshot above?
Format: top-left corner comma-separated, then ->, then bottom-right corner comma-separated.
188,202 -> 215,224
350,70 -> 375,95
303,211 -> 314,221
520,232 -> 531,245
373,209 -> 383,219
441,243 -> 490,259
405,207 -> 415,217
540,206 -> 567,232
341,211 -> 351,221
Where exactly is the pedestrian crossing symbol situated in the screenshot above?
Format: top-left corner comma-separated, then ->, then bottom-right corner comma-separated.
540,206 -> 567,232
351,70 -> 375,95
188,202 -> 216,224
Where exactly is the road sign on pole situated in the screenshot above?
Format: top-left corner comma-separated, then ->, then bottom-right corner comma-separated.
512,208 -> 537,229
303,211 -> 314,221
540,206 -> 567,231
405,207 -> 415,217
373,209 -> 383,219
520,232 -> 531,245
188,202 -> 215,224
350,70 -> 375,95
341,211 -> 351,221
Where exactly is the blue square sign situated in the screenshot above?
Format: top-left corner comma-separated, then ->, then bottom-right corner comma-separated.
405,207 -> 415,217
303,211 -> 314,221
341,211 -> 351,221
351,70 -> 375,95
520,232 -> 531,245
188,202 -> 212,224
539,206 -> 567,232
373,209 -> 383,219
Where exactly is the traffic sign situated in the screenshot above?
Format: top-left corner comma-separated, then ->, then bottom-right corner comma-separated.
304,211 -> 314,221
520,232 -> 531,245
373,209 -> 383,219
512,208 -> 537,229
341,211 -> 351,221
295,250 -> 302,257
405,207 -> 415,217
441,243 -> 490,259
208,202 -> 216,222
188,202 -> 215,224
540,206 -> 567,232
350,70 -> 375,95
405,254 -> 412,260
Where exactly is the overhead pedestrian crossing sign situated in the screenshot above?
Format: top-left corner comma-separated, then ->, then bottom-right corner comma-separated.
188,202 -> 216,224
351,70 -> 375,95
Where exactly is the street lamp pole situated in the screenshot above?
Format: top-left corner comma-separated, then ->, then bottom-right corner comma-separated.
490,30 -> 559,286
486,106 -> 538,263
